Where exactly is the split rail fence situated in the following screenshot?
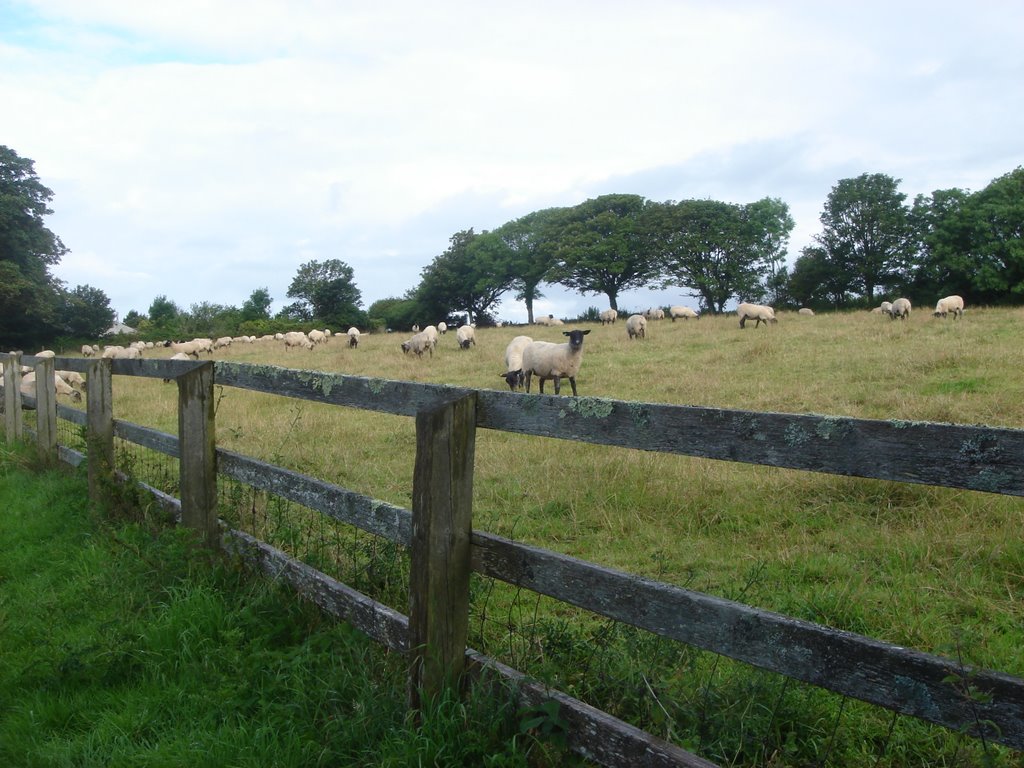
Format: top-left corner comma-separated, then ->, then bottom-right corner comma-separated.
4,350 -> 1024,767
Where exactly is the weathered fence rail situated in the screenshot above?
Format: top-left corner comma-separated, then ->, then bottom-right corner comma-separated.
4,352 -> 1024,767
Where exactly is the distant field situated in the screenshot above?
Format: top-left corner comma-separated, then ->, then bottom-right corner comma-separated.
95,307 -> 1024,765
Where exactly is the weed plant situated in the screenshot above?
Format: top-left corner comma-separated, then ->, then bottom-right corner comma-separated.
58,307 -> 1024,765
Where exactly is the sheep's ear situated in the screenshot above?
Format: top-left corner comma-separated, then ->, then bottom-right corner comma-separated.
581,329 -> 591,335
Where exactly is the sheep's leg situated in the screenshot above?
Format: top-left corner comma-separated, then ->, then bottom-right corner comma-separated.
739,316 -> 746,328
568,377 -> 578,397
552,376 -> 561,395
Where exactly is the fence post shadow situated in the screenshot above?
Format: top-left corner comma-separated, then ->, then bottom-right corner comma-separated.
407,391 -> 477,714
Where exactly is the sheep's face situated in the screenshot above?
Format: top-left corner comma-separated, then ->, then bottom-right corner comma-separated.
562,329 -> 591,350
499,369 -> 524,391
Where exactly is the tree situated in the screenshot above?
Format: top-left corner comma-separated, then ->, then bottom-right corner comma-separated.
415,229 -> 515,324
0,145 -> 69,349
495,208 -> 563,324
241,287 -> 273,322
788,245 -> 852,308
286,259 -> 363,327
56,284 -> 116,339
815,173 -> 914,303
650,198 -> 790,313
123,310 -> 146,328
148,295 -> 180,332
547,194 -> 660,311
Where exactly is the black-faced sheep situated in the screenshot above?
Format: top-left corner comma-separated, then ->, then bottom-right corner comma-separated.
889,298 -> 912,320
522,329 -> 590,396
401,330 -> 435,357
456,325 -> 476,350
498,335 -> 533,391
347,327 -> 361,348
737,302 -> 777,328
934,295 -> 964,319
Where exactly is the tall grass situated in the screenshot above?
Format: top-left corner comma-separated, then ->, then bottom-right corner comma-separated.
96,308 -> 1024,765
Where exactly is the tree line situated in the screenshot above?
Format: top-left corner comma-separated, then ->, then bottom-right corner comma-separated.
2,141 -> 1021,350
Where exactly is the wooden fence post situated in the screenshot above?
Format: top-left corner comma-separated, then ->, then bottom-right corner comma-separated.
86,358 -> 114,502
177,361 -> 218,546
407,392 -> 477,713
34,357 -> 57,462
3,352 -> 24,443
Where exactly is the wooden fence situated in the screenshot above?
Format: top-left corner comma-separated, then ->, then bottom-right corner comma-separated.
4,351 -> 1024,768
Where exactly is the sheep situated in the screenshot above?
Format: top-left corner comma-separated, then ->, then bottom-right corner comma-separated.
437,322 -> 448,335
55,370 -> 86,390
498,335 -> 533,391
169,340 -> 202,358
412,324 -> 421,333
669,306 -> 699,321
213,336 -> 233,349
798,307 -> 815,316
308,329 -> 328,345
626,314 -> 647,340
422,325 -> 439,345
522,329 -> 590,396
599,309 -> 617,325
535,314 -> 564,327
456,325 -> 476,350
644,307 -> 665,320
36,350 -> 56,359
872,301 -> 893,315
101,345 -> 142,359
889,297 -> 912,320
283,331 -> 314,351
934,295 -> 965,319
20,371 -> 82,402
401,330 -> 436,357
347,327 -> 361,348
737,302 -> 777,328
81,344 -> 95,357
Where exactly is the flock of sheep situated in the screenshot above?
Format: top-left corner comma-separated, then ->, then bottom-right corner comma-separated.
4,293 -> 968,407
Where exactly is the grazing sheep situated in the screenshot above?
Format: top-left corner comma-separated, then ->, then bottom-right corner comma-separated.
599,309 -> 618,325
213,336 -> 233,349
308,329 -> 328,345
669,306 -> 699,321
169,340 -> 203,358
798,307 -> 815,316
21,371 -> 82,402
81,344 -> 95,357
872,301 -> 893,315
499,335 -> 533,391
626,314 -> 647,340
737,302 -> 777,328
283,331 -> 314,351
889,297 -> 912,320
56,370 -> 86,390
422,325 -> 439,344
401,330 -> 436,357
522,329 -> 591,396
101,345 -> 142,360
644,307 -> 665,320
934,295 -> 965,319
347,327 -> 361,348
456,325 -> 476,350
437,322 -> 448,335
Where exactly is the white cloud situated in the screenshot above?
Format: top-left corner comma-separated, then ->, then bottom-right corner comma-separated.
3,1 -> 1022,318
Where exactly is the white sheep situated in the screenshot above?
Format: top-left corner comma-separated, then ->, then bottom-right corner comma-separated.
737,302 -> 777,328
347,327 -> 361,348
401,330 -> 436,357
798,307 -> 815,316
644,307 -> 665,320
81,344 -> 95,357
422,325 -> 439,344
437,322 -> 448,335
308,329 -> 328,345
283,331 -> 314,351
169,340 -> 202,358
36,350 -> 56,359
213,336 -> 233,349
626,314 -> 647,340
934,295 -> 964,319
498,335 -> 533,391
599,309 -> 617,325
889,297 -> 912,320
873,301 -> 893,315
669,306 -> 699,321
20,371 -> 82,402
101,345 -> 142,359
55,370 -> 86,390
535,314 -> 564,327
522,329 -> 591,396
456,325 -> 476,350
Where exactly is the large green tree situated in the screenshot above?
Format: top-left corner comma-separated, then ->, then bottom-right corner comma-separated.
415,229 -> 515,325
56,284 -> 116,339
547,194 -> 659,311
0,145 -> 68,349
240,287 -> 273,322
495,208 -> 563,324
148,295 -> 181,334
650,198 -> 791,313
286,259 -> 363,327
815,173 -> 914,303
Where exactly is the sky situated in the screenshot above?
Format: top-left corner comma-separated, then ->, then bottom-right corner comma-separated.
2,1 -> 1022,324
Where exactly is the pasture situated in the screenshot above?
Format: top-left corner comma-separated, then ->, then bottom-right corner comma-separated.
100,307 -> 1024,765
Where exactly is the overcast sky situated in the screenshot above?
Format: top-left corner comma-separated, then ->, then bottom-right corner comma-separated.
3,1 -> 1022,323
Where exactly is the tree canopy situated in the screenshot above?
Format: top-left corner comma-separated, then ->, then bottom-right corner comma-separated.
415,229 -> 515,325
286,259 -> 364,328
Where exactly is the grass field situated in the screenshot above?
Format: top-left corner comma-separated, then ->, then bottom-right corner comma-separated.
47,306 -> 1024,765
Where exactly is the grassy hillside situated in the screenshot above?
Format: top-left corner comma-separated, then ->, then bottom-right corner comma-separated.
72,307 -> 1024,765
